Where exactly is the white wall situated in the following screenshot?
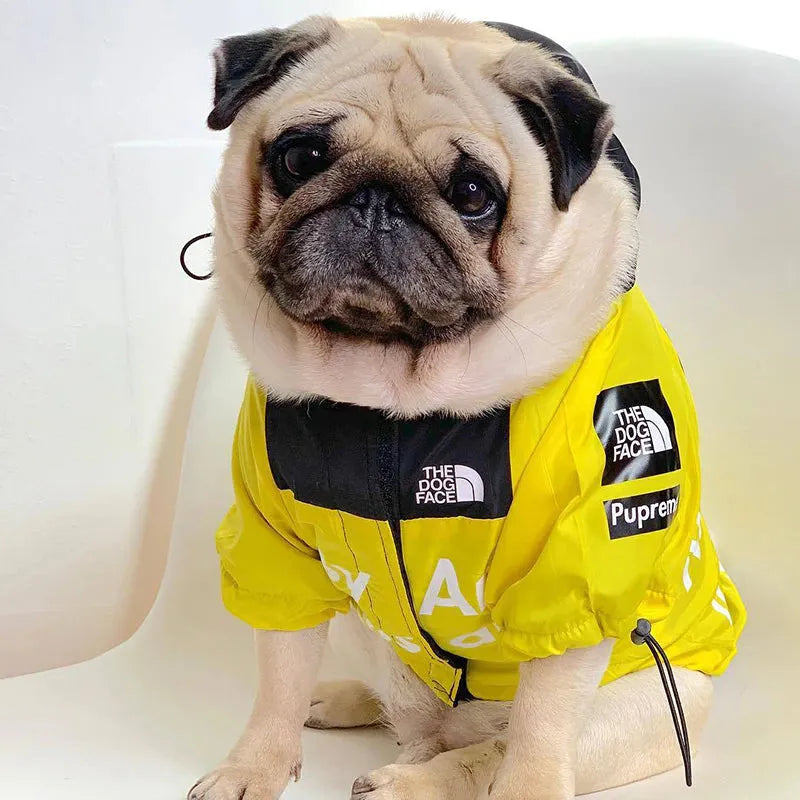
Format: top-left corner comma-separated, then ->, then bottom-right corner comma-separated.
1,0 -> 797,677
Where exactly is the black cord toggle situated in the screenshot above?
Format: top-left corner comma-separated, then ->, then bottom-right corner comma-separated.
631,617 -> 652,645
179,232 -> 214,280
631,618 -> 693,787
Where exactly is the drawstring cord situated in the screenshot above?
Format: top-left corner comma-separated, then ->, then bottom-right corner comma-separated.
631,619 -> 692,787
180,232 -> 214,280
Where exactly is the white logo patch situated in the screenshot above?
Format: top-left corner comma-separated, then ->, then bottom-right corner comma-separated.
415,464 -> 485,505
611,405 -> 674,462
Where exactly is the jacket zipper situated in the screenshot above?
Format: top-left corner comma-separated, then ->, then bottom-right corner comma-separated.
374,415 -> 471,705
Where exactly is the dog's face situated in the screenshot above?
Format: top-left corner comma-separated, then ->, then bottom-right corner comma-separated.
210,17 -> 638,415
253,127 -> 505,347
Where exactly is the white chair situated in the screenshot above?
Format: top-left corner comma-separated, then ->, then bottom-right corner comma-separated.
1,40 -> 798,799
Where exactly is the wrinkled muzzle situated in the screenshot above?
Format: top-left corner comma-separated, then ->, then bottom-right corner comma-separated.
249,154 -> 503,345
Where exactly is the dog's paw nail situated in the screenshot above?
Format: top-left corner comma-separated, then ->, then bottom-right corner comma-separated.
351,775 -> 375,796
186,775 -> 209,799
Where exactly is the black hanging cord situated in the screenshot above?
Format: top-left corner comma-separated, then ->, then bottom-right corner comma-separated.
180,232 -> 214,280
631,619 -> 693,787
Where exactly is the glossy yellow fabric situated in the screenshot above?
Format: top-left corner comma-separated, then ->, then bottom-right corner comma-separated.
216,287 -> 746,704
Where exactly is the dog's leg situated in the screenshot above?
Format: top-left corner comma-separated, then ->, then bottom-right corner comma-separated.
574,664 -> 713,794
487,657 -> 712,799
491,641 -> 715,798
489,640 -> 615,799
305,680 -> 383,729
440,664 -> 713,795
188,624 -> 327,800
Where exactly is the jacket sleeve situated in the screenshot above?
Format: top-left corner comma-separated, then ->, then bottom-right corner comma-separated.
215,377 -> 351,630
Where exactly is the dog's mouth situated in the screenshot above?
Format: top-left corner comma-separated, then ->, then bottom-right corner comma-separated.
263,268 -> 482,346
316,305 -> 485,347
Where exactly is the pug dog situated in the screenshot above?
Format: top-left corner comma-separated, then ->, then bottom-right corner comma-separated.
189,15 -> 745,800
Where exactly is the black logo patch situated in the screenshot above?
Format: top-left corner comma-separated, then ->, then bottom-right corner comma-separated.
594,379 -> 680,485
605,486 -> 680,539
398,410 -> 512,521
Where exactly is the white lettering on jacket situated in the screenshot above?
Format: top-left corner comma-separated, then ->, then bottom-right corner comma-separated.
361,615 -> 422,653
321,558 -> 371,603
450,626 -> 496,649
684,514 -> 732,626
420,559 -> 484,617
475,575 -> 486,613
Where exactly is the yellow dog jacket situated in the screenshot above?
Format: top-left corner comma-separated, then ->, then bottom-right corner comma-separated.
216,286 -> 745,705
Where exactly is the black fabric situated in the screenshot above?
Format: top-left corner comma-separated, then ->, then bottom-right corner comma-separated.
265,397 -> 386,519
265,397 -> 513,522
484,21 -> 641,211
594,379 -> 681,485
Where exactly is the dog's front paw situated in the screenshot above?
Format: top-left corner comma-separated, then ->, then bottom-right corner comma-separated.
188,760 -> 300,800
351,764 -> 440,800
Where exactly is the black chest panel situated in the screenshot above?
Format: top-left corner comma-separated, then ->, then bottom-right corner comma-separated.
265,397 -> 513,521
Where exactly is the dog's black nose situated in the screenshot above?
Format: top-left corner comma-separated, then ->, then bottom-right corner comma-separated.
348,183 -> 407,232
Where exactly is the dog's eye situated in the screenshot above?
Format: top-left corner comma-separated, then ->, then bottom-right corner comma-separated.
268,133 -> 332,196
283,141 -> 329,180
449,176 -> 495,219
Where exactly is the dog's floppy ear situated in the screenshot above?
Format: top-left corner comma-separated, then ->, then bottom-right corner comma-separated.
207,18 -> 337,131
496,44 -> 614,211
